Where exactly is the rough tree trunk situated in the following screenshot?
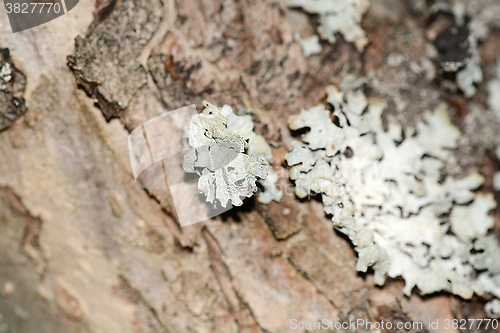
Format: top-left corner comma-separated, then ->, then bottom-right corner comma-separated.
0,1 -> 497,333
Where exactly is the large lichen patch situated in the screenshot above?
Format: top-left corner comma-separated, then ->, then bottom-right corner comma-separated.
286,85 -> 500,317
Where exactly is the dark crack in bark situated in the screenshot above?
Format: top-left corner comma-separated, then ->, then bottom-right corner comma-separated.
202,228 -> 264,333
117,275 -> 171,333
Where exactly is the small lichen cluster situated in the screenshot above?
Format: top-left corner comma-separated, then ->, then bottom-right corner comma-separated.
286,86 -> 500,317
286,0 -> 370,55
487,62 -> 500,120
183,101 -> 282,208
455,34 -> 483,98
0,62 -> 11,91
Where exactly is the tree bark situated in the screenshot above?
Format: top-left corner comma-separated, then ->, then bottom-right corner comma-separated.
0,1 -> 498,333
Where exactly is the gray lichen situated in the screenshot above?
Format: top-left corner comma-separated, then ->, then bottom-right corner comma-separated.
218,103 -> 283,204
293,34 -> 323,57
485,298 -> 500,319
286,0 -> 370,53
286,85 -> 500,315
466,0 -> 500,40
0,62 -> 11,90
456,35 -> 483,98
487,62 -> 500,119
183,101 -> 282,208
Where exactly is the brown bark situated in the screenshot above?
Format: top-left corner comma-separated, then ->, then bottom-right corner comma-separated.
0,1 -> 498,333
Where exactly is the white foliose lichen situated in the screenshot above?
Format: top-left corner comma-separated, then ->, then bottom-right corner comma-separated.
286,0 -> 370,53
293,34 -> 323,57
487,62 -> 500,119
0,62 -> 12,91
183,101 -> 282,208
429,1 -> 500,41
456,34 -> 483,98
486,298 -> 500,319
465,0 -> 500,41
286,86 -> 500,316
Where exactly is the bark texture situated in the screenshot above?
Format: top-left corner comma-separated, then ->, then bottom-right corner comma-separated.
0,1 -> 499,333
